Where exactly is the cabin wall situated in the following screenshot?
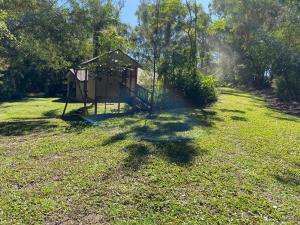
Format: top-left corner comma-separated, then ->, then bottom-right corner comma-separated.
75,77 -> 95,101
75,81 -> 84,101
67,73 -> 77,99
74,66 -> 139,102
87,76 -> 96,100
124,67 -> 137,94
95,76 -> 122,98
133,67 -> 138,88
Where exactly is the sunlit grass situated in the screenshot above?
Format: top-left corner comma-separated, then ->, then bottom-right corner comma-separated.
0,88 -> 299,224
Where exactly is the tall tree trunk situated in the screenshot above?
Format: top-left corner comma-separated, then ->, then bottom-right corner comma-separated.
93,23 -> 102,57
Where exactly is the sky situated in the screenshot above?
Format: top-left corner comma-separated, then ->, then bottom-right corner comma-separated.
58,0 -> 212,27
121,0 -> 212,27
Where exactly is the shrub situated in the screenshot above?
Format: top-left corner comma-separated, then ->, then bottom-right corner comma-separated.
273,73 -> 300,102
184,73 -> 217,106
0,73 -> 18,100
153,69 -> 217,109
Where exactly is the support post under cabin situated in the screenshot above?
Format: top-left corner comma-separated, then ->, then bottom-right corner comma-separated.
117,92 -> 121,113
63,71 -> 77,117
94,99 -> 97,115
104,73 -> 109,114
83,68 -> 88,115
118,78 -> 121,113
94,77 -> 97,115
62,75 -> 71,117
131,67 -> 136,111
133,66 -> 138,110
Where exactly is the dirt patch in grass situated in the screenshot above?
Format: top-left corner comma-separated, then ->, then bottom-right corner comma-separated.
251,89 -> 300,117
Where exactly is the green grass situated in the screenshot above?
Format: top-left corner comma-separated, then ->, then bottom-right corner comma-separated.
0,88 -> 299,224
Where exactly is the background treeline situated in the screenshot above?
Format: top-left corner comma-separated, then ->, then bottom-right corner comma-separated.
0,0 -> 130,99
0,0 -> 218,106
134,0 -> 218,107
0,0 -> 299,104
211,0 -> 300,101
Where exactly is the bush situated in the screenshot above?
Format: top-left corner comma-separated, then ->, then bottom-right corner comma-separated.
154,69 -> 217,109
184,73 -> 217,106
0,73 -> 18,100
273,73 -> 300,102
46,83 -> 65,97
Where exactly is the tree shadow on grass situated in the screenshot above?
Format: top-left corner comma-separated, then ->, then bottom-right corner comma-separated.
1,108 -> 89,136
122,140 -> 203,172
52,98 -> 84,103
0,105 -> 13,109
62,110 -> 90,132
221,89 -> 263,101
274,116 -> 299,123
274,164 -> 300,187
275,172 -> 300,187
192,110 -> 224,127
101,109 -> 222,144
102,133 -> 126,146
9,109 -> 61,120
155,141 -> 203,165
219,108 -> 246,114
0,120 -> 58,136
231,116 -> 248,121
0,98 -> 39,104
43,109 -> 60,118
129,121 -> 192,139
123,143 -> 150,171
265,114 -> 300,123
100,108 -> 220,168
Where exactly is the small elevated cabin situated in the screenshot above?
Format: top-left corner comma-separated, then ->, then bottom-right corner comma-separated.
63,49 -> 152,116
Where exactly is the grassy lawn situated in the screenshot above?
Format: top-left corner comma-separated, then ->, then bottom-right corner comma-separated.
0,88 -> 299,224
